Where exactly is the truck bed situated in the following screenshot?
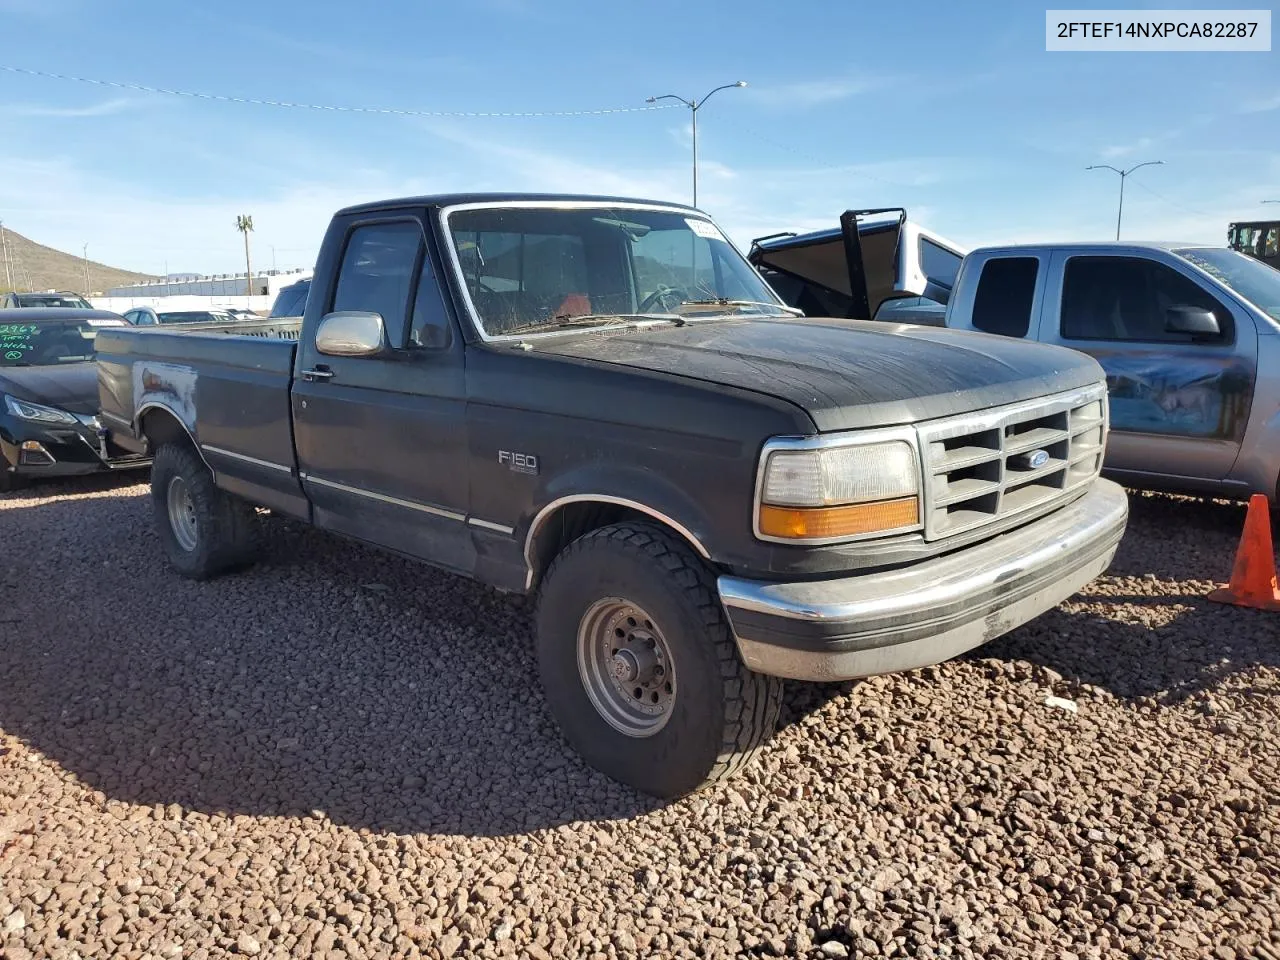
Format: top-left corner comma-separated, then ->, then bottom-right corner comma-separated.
96,318 -> 308,517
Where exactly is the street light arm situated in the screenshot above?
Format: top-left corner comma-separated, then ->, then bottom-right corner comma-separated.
646,93 -> 695,109
1085,164 -> 1126,176
1123,160 -> 1164,176
696,81 -> 748,109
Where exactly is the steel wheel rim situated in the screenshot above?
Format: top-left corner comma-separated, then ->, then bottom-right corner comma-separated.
166,475 -> 198,552
577,598 -> 676,738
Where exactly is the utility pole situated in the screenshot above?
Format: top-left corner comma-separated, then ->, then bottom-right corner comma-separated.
82,243 -> 91,295
1085,161 -> 1164,240
0,220 -> 12,291
236,214 -> 254,297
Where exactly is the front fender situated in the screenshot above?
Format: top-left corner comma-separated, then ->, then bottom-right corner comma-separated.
524,463 -> 723,566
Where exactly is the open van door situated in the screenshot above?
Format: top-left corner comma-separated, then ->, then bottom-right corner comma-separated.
748,209 -> 966,324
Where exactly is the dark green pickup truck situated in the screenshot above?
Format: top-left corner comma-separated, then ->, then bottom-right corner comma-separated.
97,193 -> 1128,797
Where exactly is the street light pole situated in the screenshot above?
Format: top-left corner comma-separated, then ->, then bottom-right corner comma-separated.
1086,161 -> 1164,240
82,243 -> 90,295
646,81 -> 747,208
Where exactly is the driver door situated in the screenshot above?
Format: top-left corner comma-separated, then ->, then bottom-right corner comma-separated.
290,213 -> 473,573
1040,250 -> 1258,483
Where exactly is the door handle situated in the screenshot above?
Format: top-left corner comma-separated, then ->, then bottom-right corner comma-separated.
301,365 -> 334,382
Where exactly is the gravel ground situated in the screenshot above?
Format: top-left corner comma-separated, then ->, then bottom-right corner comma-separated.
1,476 -> 1277,960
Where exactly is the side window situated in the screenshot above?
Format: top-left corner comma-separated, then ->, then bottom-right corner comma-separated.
920,238 -> 962,290
1147,260 -> 1233,342
970,257 -> 1039,337
331,221 -> 423,348
408,252 -> 451,348
1061,257 -> 1231,343
1266,228 -> 1279,258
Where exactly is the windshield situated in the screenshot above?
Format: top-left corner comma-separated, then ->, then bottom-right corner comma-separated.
447,205 -> 787,337
0,317 -> 123,367
1176,247 -> 1280,323
15,294 -> 93,309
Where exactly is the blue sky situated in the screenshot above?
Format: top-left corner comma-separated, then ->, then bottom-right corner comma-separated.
0,0 -> 1277,276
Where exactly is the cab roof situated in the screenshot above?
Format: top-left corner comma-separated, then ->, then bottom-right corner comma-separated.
965,240 -> 1223,257
336,193 -> 700,217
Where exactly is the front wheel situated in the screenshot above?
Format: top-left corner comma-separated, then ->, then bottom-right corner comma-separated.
150,443 -> 259,579
535,522 -> 781,798
0,459 -> 23,494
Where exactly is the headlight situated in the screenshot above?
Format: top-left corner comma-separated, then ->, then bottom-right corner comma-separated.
4,394 -> 79,425
756,439 -> 921,542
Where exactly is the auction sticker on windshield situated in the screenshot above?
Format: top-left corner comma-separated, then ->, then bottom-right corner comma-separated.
686,218 -> 724,240
1047,9 -> 1271,50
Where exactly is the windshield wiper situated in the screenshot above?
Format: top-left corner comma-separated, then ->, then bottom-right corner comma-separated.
676,299 -> 803,317
502,313 -> 684,336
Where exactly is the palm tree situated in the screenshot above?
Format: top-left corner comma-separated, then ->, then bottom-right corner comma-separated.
236,214 -> 254,297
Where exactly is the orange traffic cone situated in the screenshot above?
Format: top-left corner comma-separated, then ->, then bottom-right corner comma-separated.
1208,494 -> 1280,612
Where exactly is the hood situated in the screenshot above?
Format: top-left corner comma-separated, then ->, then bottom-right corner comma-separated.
532,317 -> 1103,431
0,362 -> 100,416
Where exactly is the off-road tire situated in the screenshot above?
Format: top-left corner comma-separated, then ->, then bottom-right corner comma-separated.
150,442 -> 259,580
536,521 -> 782,798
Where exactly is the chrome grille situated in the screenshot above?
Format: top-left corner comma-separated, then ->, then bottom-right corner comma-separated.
917,384 -> 1108,541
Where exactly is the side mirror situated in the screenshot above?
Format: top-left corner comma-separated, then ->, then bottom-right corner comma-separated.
1164,305 -> 1220,336
315,311 -> 391,357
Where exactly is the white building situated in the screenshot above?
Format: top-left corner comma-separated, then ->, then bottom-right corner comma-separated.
95,269 -> 312,315
106,268 -> 311,299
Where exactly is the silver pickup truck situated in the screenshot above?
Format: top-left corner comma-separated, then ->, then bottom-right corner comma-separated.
945,242 -> 1280,502
752,215 -> 1280,502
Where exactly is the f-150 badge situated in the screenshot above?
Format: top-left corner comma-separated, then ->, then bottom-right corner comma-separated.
499,450 -> 539,475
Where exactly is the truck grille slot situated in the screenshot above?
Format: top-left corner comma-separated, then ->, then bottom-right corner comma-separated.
918,386 -> 1107,541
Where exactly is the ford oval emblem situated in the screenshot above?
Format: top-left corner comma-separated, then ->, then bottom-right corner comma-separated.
1023,449 -> 1051,469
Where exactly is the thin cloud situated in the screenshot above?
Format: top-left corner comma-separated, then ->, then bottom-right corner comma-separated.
1100,137 -> 1155,160
2,98 -> 141,118
750,77 -> 880,108
1239,92 -> 1280,113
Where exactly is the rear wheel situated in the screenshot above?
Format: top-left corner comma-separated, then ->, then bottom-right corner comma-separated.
535,522 -> 781,798
150,443 -> 259,579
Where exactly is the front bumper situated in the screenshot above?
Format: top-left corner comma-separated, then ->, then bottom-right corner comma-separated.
1,420 -> 151,481
718,478 -> 1128,681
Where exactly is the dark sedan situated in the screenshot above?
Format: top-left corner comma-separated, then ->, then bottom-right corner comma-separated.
0,308 -> 151,491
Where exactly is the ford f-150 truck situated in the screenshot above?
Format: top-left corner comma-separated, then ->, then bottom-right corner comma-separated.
97,193 -> 1129,798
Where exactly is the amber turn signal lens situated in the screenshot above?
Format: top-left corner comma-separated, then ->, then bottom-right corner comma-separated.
758,497 -> 919,540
